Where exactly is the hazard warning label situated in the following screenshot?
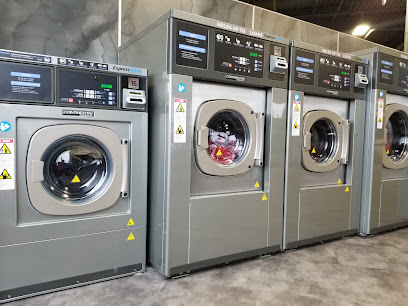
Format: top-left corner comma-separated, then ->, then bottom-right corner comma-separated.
174,98 -> 187,143
71,175 -> 81,183
0,139 -> 14,190
127,232 -> 135,240
292,99 -> 301,136
377,98 -> 384,129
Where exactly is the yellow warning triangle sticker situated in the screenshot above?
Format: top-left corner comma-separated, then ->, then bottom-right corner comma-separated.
378,117 -> 382,123
176,125 -> 184,134
262,194 -> 267,201
293,122 -> 298,129
337,178 -> 342,184
0,144 -> 11,154
127,218 -> 135,226
254,181 -> 260,188
311,148 -> 316,153
216,149 -> 222,156
176,103 -> 185,112
127,232 -> 135,240
0,169 -> 11,179
380,103 -> 383,108
345,186 -> 350,192
71,175 -> 81,183
295,105 -> 299,112
386,149 -> 390,154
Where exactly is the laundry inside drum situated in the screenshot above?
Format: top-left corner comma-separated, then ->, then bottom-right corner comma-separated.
207,110 -> 249,166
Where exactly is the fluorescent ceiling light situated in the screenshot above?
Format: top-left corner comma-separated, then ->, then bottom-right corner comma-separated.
352,24 -> 370,36
382,0 -> 386,5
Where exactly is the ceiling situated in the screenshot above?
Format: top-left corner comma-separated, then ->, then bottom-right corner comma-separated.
241,0 -> 406,50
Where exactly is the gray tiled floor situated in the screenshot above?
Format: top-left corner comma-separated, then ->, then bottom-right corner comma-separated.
9,228 -> 408,306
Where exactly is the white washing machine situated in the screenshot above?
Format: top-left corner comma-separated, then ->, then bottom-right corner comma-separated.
283,42 -> 368,249
354,47 -> 408,234
0,50 -> 148,302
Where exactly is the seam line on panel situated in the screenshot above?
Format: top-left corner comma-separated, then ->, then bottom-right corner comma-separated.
118,0 -> 122,47
188,202 -> 191,264
297,192 -> 301,241
378,184 -> 382,227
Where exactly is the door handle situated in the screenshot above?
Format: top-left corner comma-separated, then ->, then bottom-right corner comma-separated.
31,160 -> 44,183
384,127 -> 388,146
341,120 -> 350,164
196,126 -> 209,150
304,132 -> 311,151
121,139 -> 129,198
254,113 -> 265,166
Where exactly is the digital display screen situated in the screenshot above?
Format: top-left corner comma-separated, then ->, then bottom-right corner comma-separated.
0,61 -> 52,104
318,55 -> 352,91
294,50 -> 315,86
379,55 -> 394,85
214,31 -> 264,78
176,22 -> 208,69
57,69 -> 118,107
398,60 -> 408,88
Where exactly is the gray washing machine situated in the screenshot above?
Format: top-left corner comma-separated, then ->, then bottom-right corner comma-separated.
353,47 -> 408,235
119,10 -> 289,277
0,50 -> 148,302
283,42 -> 368,249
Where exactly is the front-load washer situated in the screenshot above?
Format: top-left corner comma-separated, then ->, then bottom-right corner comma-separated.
283,42 -> 368,249
0,49 -> 148,302
353,47 -> 408,235
119,10 -> 289,277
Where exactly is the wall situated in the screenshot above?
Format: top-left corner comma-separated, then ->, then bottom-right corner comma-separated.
0,0 -> 382,65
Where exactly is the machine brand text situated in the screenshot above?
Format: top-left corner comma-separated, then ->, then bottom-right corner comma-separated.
326,90 -> 339,95
62,110 -> 95,117
111,65 -> 142,74
225,75 -> 246,82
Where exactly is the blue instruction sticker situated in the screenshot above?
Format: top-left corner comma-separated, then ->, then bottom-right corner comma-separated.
178,83 -> 186,93
0,121 -> 11,132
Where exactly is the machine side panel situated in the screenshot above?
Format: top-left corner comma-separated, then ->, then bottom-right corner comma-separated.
348,99 -> 365,230
0,228 -> 145,296
380,179 -> 408,227
283,90 -> 305,247
299,186 -> 350,240
189,192 -> 268,263
119,21 -> 169,273
267,87 -> 287,248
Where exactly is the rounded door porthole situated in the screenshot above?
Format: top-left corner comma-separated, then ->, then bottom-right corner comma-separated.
385,111 -> 408,163
41,135 -> 111,203
207,110 -> 249,166
309,118 -> 338,164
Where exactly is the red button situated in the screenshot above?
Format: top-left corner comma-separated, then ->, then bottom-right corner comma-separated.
69,98 -> 73,103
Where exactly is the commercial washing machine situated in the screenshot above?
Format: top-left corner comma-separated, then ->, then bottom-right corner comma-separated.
283,42 -> 368,249
353,47 -> 408,235
119,10 -> 289,277
0,49 -> 148,302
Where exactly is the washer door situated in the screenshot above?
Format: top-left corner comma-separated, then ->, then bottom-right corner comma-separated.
194,100 -> 264,176
383,104 -> 408,169
27,125 -> 127,216
302,110 -> 344,173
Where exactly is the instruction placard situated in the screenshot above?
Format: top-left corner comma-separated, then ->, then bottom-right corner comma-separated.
292,100 -> 301,136
174,98 -> 187,143
377,98 -> 384,129
0,139 -> 15,190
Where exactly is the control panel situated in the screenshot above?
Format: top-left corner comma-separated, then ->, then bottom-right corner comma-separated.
172,20 -> 289,87
318,55 -> 351,92
291,46 -> 368,98
398,59 -> 408,89
214,31 -> 264,78
58,69 -> 118,107
378,54 -> 394,85
0,50 -> 147,110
